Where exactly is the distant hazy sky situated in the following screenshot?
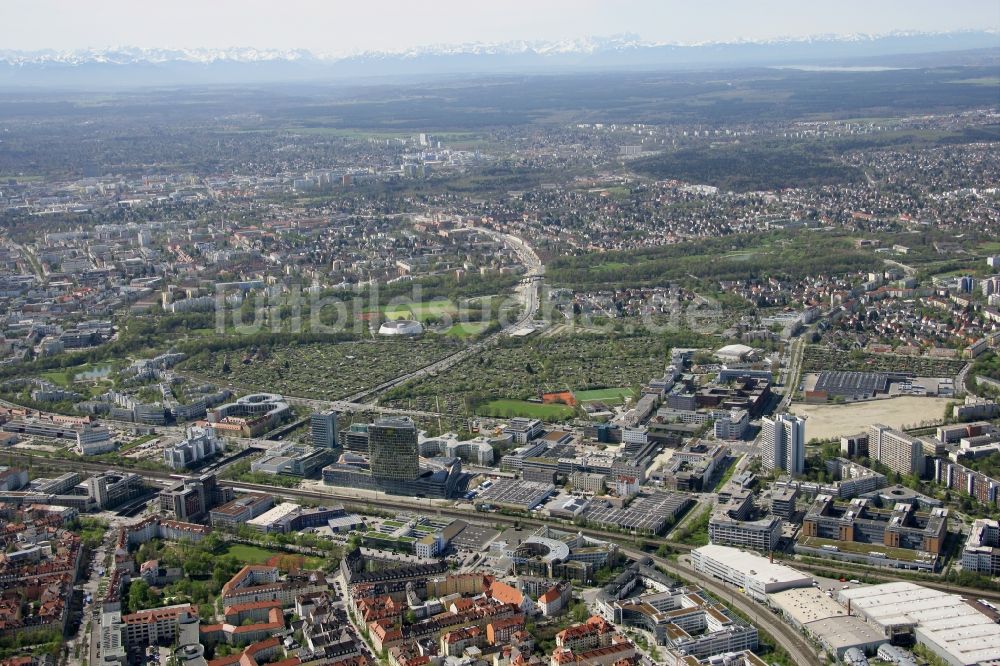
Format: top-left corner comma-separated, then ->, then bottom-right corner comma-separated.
3,0 -> 998,52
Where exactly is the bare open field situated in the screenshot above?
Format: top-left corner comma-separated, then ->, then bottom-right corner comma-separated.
790,396 -> 953,440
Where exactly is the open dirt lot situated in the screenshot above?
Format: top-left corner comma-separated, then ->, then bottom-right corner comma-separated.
790,396 -> 953,440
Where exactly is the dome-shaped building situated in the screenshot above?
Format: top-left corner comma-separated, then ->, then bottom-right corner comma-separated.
378,319 -> 424,336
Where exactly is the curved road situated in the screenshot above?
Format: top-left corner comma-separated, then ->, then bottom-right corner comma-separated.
624,548 -> 818,666
162,228 -> 543,413
306,228 -> 543,406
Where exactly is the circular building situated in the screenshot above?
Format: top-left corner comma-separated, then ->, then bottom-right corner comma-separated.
378,319 -> 423,336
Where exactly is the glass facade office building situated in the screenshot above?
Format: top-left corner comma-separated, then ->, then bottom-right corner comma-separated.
368,417 -> 419,481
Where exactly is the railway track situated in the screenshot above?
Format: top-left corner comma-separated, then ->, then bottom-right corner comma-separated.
19,454 -> 1000,661
12,454 -> 691,550
623,547 -> 819,666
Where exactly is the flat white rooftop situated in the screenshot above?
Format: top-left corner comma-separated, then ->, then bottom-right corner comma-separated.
840,582 -> 1000,665
693,544 -> 812,586
770,587 -> 850,625
247,501 -> 300,526
805,616 -> 886,651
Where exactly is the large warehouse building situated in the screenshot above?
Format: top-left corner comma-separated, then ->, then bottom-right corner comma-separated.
769,587 -> 886,659
839,582 -> 1000,666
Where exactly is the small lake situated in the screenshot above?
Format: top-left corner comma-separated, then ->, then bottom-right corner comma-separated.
75,364 -> 113,380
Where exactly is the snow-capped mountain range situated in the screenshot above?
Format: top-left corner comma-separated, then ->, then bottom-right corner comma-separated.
0,31 -> 995,87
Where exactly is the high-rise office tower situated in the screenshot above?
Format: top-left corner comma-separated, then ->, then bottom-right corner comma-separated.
310,411 -> 338,448
368,417 -> 419,481
762,414 -> 806,476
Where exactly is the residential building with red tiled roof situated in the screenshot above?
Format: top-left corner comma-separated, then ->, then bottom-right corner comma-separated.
538,581 -> 572,617
205,637 -> 296,666
487,615 -> 526,646
121,603 -> 198,647
550,635 -> 636,666
555,615 -> 615,651
440,625 -> 485,656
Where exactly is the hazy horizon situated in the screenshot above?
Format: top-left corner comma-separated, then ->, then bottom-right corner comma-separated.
4,0 -> 998,54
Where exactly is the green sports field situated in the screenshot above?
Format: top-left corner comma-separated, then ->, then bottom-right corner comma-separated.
381,300 -> 459,322
476,399 -> 576,421
446,322 -> 489,338
574,387 -> 635,403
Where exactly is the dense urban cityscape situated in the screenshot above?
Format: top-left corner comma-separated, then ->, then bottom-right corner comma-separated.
0,4 -> 999,666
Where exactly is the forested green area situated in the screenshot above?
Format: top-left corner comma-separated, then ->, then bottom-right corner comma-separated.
631,145 -> 863,192
546,231 -> 878,290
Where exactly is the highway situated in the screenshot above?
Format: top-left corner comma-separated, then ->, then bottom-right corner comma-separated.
181,228 -> 546,412
343,228 -> 543,404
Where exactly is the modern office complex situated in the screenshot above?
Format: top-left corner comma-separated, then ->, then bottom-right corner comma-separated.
163,425 -> 223,470
323,417 -> 466,498
503,418 -> 544,445
87,472 -> 146,510
158,473 -> 234,522
611,586 -> 758,657
323,455 -> 464,499
1,416 -> 114,455
368,417 -> 419,481
419,433 -> 496,466
310,410 -> 338,448
250,443 -> 336,477
774,458 -> 888,501
761,414 -> 805,476
657,442 -> 728,492
339,423 -> 370,452
962,518 -> 1000,575
207,392 -> 290,437
709,487 -> 782,552
798,495 -> 948,571
209,494 -> 276,529
714,408 -> 749,440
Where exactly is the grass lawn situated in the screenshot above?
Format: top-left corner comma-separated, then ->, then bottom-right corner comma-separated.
222,544 -> 283,564
574,387 -> 635,403
711,456 -> 738,492
40,370 -> 73,386
446,322 -> 489,338
303,556 -> 327,569
476,399 -> 576,421
798,536 -> 922,562
382,300 -> 459,322
672,506 -> 711,547
222,544 -> 329,571
40,362 -> 114,387
120,434 -> 158,452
